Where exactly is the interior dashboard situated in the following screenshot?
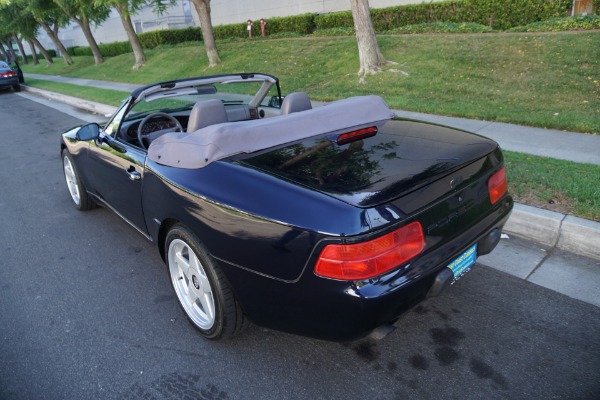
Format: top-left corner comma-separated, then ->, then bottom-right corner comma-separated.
119,104 -> 264,143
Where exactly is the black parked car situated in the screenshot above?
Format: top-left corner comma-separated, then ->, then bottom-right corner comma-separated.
9,59 -> 24,83
61,73 -> 512,341
0,61 -> 21,92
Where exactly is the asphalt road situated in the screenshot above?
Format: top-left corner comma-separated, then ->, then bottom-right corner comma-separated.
1,92 -> 599,400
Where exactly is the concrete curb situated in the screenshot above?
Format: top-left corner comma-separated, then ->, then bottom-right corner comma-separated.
21,85 -> 600,261
557,216 -> 600,260
504,204 -> 563,247
504,204 -> 600,260
22,85 -> 118,117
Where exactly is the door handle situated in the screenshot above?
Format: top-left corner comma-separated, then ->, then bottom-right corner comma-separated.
127,167 -> 141,181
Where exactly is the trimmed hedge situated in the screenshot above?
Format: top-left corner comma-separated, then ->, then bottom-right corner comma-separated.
72,46 -> 92,56
27,53 -> 55,62
262,13 -> 316,35
69,27 -> 201,57
214,13 -> 316,39
315,0 -> 572,31
138,27 -> 201,48
70,42 -> 132,57
460,0 -> 572,30
508,16 -> 600,32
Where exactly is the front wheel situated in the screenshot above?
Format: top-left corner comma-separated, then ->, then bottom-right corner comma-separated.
166,225 -> 247,339
62,149 -> 95,211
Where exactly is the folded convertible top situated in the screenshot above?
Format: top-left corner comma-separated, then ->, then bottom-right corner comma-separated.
148,95 -> 394,169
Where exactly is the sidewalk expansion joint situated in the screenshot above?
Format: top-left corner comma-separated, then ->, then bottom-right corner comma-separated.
524,247 -> 552,281
473,121 -> 494,133
524,213 -> 567,281
553,213 -> 568,248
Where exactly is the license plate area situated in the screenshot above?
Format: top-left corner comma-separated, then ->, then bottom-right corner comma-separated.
447,243 -> 477,281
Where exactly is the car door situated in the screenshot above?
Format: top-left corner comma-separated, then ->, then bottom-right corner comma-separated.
87,133 -> 148,234
86,102 -> 149,235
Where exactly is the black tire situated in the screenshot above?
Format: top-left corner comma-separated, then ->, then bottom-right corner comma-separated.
13,84 -> 21,92
166,224 -> 247,339
61,149 -> 96,211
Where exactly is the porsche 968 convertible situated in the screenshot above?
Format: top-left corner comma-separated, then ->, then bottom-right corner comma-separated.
61,73 -> 512,341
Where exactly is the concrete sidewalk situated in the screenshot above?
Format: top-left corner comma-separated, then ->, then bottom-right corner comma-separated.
26,73 -> 141,93
393,110 -> 600,166
18,75 -> 600,307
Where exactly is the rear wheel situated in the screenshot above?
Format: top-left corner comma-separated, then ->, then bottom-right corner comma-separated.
62,149 -> 95,211
166,224 -> 246,339
13,85 -> 20,92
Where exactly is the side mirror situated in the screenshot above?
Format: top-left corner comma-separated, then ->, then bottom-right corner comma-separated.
76,123 -> 101,141
268,95 -> 284,109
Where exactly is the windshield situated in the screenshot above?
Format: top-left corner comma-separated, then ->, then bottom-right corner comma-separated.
125,78 -> 279,122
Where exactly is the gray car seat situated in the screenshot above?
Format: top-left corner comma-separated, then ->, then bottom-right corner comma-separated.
187,99 -> 228,132
280,92 -> 312,115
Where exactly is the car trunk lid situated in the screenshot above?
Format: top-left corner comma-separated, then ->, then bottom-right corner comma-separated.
238,118 -> 499,209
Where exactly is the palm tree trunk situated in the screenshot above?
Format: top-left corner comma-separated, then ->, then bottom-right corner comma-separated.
27,39 -> 40,65
52,1 -> 102,64
78,18 -> 104,64
4,38 -> 19,62
350,0 -> 387,81
36,18 -> 73,65
190,0 -> 221,67
0,41 -> 10,62
115,5 -> 145,70
13,34 -> 28,64
31,37 -> 53,65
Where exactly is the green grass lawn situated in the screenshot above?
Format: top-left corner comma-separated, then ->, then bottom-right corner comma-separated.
505,151 -> 600,221
22,31 -> 600,134
24,78 -> 128,106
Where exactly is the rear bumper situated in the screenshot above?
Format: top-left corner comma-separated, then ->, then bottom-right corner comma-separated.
219,196 -> 513,341
0,77 -> 19,88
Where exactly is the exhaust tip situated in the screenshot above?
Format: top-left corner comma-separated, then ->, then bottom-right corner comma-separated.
427,267 -> 454,297
368,323 -> 396,341
478,228 -> 502,256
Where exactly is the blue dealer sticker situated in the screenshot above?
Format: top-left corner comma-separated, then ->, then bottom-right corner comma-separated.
447,244 -> 477,279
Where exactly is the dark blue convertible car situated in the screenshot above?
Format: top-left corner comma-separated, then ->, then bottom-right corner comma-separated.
61,73 -> 512,341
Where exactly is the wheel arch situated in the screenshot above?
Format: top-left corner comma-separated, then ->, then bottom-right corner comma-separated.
157,218 -> 180,262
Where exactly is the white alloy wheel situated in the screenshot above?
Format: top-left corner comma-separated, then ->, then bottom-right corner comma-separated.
63,154 -> 81,206
168,238 -> 216,330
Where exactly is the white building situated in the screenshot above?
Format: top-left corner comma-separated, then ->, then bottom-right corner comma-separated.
209,0 -> 420,25
35,0 -> 434,54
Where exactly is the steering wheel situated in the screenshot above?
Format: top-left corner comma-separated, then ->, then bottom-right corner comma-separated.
137,112 -> 183,150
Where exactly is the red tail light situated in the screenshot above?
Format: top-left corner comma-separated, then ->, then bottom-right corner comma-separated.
315,221 -> 425,280
337,126 -> 378,145
488,167 -> 507,204
1,71 -> 16,78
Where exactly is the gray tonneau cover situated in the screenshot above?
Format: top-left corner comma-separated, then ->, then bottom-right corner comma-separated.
148,95 -> 393,169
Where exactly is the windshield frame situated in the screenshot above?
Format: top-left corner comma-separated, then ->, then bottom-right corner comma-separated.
130,73 -> 281,110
